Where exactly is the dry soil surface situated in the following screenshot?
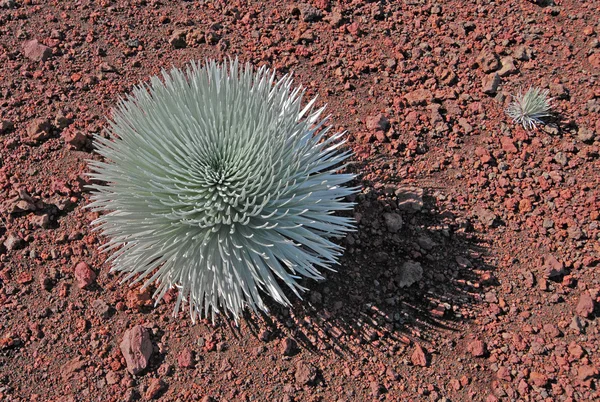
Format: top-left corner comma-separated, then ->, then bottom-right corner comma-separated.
1,0 -> 600,401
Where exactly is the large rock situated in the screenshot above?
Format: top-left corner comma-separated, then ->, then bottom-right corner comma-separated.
295,361 -> 318,386
120,325 -> 153,375
474,207 -> 497,227
74,262 -> 96,289
578,127 -> 595,143
411,344 -> 428,367
169,29 -> 188,49
26,118 -> 52,142
177,348 -> 195,369
365,114 -> 390,132
467,339 -> 487,357
145,378 -> 166,400
300,5 -> 323,22
497,56 -> 517,77
589,53 -> 600,69
383,212 -> 403,233
513,45 -> 533,61
0,120 -> 13,134
543,254 -> 565,278
22,40 -> 53,62
404,89 -> 433,106
0,0 -> 17,9
62,128 -> 89,150
576,292 -> 595,318
476,49 -> 500,73
482,73 -> 501,95
3,234 -> 25,251
396,187 -> 423,213
280,337 -> 297,356
397,261 -> 423,288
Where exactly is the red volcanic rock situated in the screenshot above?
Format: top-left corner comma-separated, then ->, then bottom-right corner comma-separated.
365,114 -> 390,132
120,325 -> 153,375
281,337 -> 297,356
404,89 -> 433,106
576,292 -> 595,318
411,344 -> 428,367
22,39 -> 53,61
26,118 -> 51,142
145,378 -> 166,399
74,262 -> 96,289
467,339 -> 487,357
178,348 -> 195,369
295,361 -> 318,386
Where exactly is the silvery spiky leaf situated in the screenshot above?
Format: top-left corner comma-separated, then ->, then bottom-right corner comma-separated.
505,86 -> 553,130
87,59 -> 357,322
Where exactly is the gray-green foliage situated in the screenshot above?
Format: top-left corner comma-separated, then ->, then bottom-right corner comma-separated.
506,87 -> 553,130
87,60 -> 357,321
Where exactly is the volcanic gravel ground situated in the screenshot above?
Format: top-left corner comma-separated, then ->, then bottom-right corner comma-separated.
1,0 -> 600,401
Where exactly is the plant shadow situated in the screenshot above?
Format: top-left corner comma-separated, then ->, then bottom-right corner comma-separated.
233,181 -> 495,357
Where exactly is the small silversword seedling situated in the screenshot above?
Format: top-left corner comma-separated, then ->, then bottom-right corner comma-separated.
87,59 -> 357,321
505,86 -> 553,130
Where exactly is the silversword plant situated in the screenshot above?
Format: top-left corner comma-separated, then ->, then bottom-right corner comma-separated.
87,60 -> 357,321
505,86 -> 553,130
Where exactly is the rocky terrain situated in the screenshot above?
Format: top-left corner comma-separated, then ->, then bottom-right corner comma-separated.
0,0 -> 599,401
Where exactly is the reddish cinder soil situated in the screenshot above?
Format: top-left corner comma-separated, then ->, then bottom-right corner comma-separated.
1,0 -> 600,401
